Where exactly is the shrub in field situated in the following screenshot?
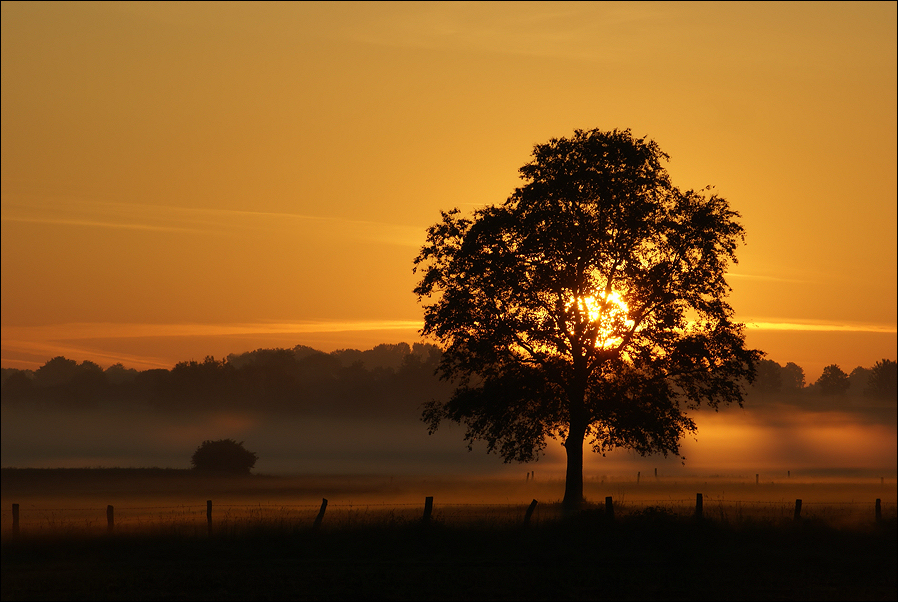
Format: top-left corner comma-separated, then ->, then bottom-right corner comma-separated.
191,439 -> 257,473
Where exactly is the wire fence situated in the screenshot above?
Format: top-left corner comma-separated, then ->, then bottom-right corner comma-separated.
3,494 -> 895,538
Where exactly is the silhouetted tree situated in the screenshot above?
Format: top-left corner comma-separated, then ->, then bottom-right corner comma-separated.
866,359 -> 897,400
191,439 -> 258,473
0,367 -> 27,387
228,347 -> 299,407
105,363 -> 138,385
69,360 -> 107,405
414,128 -> 760,512
1,370 -> 34,401
848,366 -> 872,395
133,368 -> 171,403
816,364 -> 850,395
34,356 -> 80,388
752,359 -> 783,395
781,362 -> 806,392
170,356 -> 235,407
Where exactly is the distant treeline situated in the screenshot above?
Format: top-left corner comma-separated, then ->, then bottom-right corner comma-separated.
751,358 -> 896,401
0,343 -> 455,417
1,345 -> 895,414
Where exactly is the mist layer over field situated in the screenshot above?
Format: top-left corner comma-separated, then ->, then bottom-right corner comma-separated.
2,397 -> 894,481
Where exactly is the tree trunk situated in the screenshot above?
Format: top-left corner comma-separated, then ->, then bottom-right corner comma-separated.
562,368 -> 588,515
561,422 -> 586,514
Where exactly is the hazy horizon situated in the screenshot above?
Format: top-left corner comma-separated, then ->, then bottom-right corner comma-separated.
3,343 -> 895,478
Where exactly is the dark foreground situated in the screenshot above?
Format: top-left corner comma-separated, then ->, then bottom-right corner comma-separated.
3,510 -> 896,601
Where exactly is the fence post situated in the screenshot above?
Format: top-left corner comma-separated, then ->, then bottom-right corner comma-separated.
207,500 -> 212,536
423,496 -> 433,523
107,505 -> 114,534
875,499 -> 882,522
524,499 -> 538,526
313,498 -> 328,529
637,471 -> 640,484
12,503 -> 19,537
794,499 -> 802,521
695,493 -> 703,519
605,496 -> 613,519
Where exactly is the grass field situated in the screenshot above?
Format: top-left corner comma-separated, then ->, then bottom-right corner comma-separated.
2,468 -> 896,601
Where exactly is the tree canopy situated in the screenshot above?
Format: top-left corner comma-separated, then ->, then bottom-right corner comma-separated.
866,359 -> 897,399
414,128 -> 761,511
815,364 -> 850,396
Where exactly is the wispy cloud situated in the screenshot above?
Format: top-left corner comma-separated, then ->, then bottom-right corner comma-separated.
1,195 -> 424,246
725,272 -> 812,284
2,320 -> 426,370
2,320 -> 424,342
1,338 -> 173,371
332,3 -> 666,63
1,214 -> 209,235
744,320 -> 897,333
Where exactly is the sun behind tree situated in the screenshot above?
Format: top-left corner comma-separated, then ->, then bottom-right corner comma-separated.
568,291 -> 634,349
414,128 -> 761,513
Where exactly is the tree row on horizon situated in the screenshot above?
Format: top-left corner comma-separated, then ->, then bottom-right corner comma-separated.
0,342 -> 451,416
1,343 -> 895,413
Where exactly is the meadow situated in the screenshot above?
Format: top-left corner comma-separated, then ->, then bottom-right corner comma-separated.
2,468 -> 896,601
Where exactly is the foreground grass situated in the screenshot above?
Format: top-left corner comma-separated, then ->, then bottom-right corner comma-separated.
3,469 -> 895,600
2,506 -> 895,601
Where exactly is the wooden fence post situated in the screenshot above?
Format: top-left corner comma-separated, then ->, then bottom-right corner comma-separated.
695,493 -> 703,519
524,499 -> 538,526
107,505 -> 114,534
207,500 -> 212,536
605,496 -> 613,519
313,498 -> 328,529
12,503 -> 19,537
875,499 -> 882,522
637,471 -> 640,484
794,499 -> 802,521
423,496 -> 433,523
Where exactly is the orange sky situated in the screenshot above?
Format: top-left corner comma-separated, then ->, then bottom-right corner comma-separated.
2,1 -> 896,381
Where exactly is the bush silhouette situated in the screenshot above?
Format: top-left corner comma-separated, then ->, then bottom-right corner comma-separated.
191,439 -> 258,473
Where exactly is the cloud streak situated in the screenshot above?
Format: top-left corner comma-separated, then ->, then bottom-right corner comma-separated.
2,320 -> 424,342
331,2 -> 666,63
725,272 -> 812,284
744,320 -> 897,333
1,320 -> 427,370
1,196 -> 424,247
1,214 -> 209,235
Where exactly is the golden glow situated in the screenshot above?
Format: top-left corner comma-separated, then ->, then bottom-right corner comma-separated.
569,291 -> 635,348
1,2 -> 894,377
